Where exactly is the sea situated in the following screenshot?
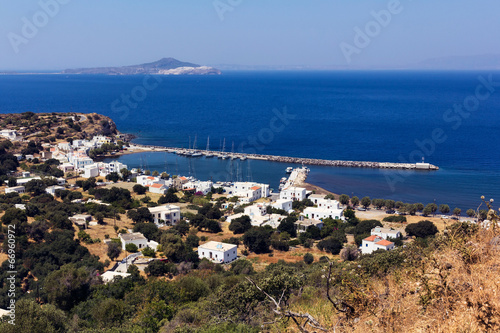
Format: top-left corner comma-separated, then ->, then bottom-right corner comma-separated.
0,71 -> 499,211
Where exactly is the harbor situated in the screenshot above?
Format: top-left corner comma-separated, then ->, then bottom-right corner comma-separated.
127,144 -> 439,171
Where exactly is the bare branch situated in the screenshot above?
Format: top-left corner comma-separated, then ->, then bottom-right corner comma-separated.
246,277 -> 328,332
325,260 -> 355,315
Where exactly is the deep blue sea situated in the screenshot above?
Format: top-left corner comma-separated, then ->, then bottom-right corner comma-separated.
0,71 -> 499,211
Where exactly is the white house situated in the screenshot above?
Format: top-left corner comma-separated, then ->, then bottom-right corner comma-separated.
69,214 -> 92,228
244,203 -> 268,219
100,161 -> 128,176
148,205 -> 181,225
119,232 -> 148,251
183,180 -> 213,195
5,186 -> 25,194
303,195 -> 344,220
58,142 -> 71,151
361,235 -> 395,254
272,199 -> 293,213
45,185 -> 65,196
137,175 -> 166,187
58,163 -> 75,173
147,183 -> 168,194
295,219 -> 324,233
230,182 -> 270,202
16,176 -> 41,186
84,164 -> 99,178
100,271 -> 131,284
0,129 -> 17,140
280,186 -> 307,201
72,156 -> 94,170
198,241 -> 237,264
371,227 -> 401,240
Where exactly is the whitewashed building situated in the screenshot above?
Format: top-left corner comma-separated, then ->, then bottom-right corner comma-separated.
0,129 -> 17,140
148,205 -> 181,225
58,163 -> 74,173
183,180 -> 213,195
272,199 -> 293,213
303,195 -> 344,220
371,227 -> 401,240
147,183 -> 168,194
119,232 -> 149,251
84,164 -> 99,178
198,241 -> 237,264
45,185 -> 65,196
100,271 -> 131,284
5,186 -> 25,194
99,161 -> 128,176
137,175 -> 167,187
361,235 -> 395,254
58,142 -> 71,151
230,182 -> 270,202
279,186 -> 307,201
295,219 -> 324,233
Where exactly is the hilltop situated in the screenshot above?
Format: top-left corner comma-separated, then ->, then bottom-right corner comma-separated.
0,112 -> 125,151
61,57 -> 221,75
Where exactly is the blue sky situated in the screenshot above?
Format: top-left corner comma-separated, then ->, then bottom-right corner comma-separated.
0,0 -> 499,70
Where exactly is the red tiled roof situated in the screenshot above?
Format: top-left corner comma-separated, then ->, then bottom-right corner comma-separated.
376,239 -> 394,247
179,177 -> 188,180
151,184 -> 164,188
250,186 -> 261,190
147,177 -> 155,180
364,235 -> 379,242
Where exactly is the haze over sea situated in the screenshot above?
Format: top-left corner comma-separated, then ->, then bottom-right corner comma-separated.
1,71 -> 499,211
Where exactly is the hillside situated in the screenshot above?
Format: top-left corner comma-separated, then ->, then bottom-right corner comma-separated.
61,57 -> 222,75
0,112 -> 124,152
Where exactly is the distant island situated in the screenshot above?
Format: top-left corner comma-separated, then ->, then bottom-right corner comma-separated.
61,57 -> 221,75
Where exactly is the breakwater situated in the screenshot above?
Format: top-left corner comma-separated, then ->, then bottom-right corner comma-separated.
127,144 -> 439,171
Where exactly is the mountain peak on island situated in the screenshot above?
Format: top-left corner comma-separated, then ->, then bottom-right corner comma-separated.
61,58 -> 221,75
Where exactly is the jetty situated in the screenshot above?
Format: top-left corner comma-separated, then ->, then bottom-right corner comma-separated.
127,144 -> 439,171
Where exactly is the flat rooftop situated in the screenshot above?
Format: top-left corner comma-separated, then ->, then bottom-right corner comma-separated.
199,241 -> 237,252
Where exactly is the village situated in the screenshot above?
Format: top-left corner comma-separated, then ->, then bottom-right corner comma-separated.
0,127 -> 413,284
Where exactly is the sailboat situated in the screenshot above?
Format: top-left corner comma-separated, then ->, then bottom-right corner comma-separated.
191,135 -> 203,157
230,141 -> 238,160
220,138 -> 228,159
204,136 -> 213,157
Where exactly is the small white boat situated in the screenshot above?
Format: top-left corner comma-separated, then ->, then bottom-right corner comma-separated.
240,156 -> 247,161
286,167 -> 293,173
280,177 -> 287,183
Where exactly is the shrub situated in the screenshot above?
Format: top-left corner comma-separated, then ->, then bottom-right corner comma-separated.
383,215 -> 407,223
230,259 -> 255,275
340,245 -> 359,261
125,243 -> 138,253
303,253 -> 314,264
317,237 -> 343,254
243,227 -> 271,253
405,220 -> 438,238
141,247 -> 156,257
229,215 -> 252,234
107,242 -> 122,261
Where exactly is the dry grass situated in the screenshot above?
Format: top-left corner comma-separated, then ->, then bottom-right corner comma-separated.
77,214 -> 134,269
275,227 -> 500,333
